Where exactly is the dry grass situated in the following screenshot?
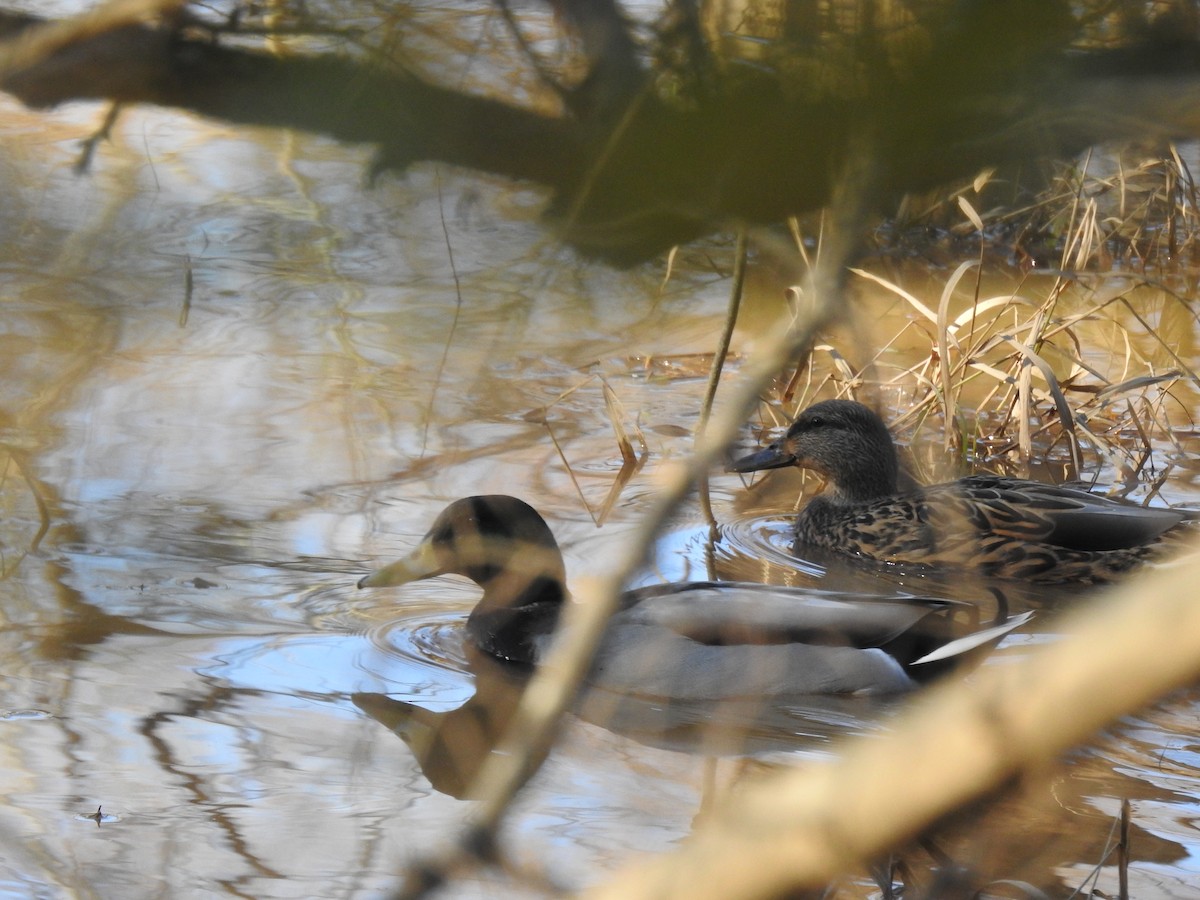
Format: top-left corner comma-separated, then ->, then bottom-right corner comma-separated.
526,373 -> 648,525
739,154 -> 1200,503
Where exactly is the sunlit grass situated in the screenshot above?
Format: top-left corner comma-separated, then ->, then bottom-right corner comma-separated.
732,156 -> 1200,505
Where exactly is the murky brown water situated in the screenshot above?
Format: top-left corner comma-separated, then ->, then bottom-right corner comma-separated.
2,38 -> 1200,900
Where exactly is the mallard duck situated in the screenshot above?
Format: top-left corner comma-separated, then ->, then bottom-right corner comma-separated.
729,399 -> 1190,584
357,495 -> 1030,699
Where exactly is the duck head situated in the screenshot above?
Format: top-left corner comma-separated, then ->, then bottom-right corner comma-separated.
358,495 -> 568,664
729,399 -> 900,503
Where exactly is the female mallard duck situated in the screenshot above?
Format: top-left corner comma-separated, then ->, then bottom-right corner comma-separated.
730,399 -> 1189,584
357,495 -> 1029,699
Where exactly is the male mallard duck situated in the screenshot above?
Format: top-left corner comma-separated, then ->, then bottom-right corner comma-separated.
357,495 -> 1030,699
729,399 -> 1189,584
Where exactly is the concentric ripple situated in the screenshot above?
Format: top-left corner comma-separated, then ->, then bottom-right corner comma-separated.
713,512 -> 827,585
365,614 -> 472,678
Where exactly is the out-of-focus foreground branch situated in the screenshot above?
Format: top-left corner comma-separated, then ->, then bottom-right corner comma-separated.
6,2 -> 1200,263
585,547 -> 1200,899
388,124 -> 884,898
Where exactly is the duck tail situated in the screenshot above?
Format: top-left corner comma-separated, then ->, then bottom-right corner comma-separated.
912,610 -> 1035,668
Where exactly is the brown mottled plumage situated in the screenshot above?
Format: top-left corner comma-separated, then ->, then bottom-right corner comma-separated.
730,399 -> 1190,584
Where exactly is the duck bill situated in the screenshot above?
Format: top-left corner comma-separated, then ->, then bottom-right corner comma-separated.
358,538 -> 443,588
727,442 -> 797,473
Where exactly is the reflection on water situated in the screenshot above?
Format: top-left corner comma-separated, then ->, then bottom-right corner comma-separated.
1,76 -> 1200,900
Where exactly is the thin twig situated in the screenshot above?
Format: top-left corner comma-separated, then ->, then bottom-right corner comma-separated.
1118,797 -> 1131,900
420,168 -> 465,456
697,228 -> 748,529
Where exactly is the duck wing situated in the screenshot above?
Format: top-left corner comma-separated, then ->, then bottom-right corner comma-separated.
912,609 -> 1034,667
937,476 -> 1187,551
590,585 -> 1028,699
617,582 -> 946,648
591,624 -> 919,697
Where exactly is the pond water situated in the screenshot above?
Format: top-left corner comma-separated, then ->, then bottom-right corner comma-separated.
2,49 -> 1200,900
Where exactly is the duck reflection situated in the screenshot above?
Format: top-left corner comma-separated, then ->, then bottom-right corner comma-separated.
352,642 -> 915,801
353,645 -> 534,800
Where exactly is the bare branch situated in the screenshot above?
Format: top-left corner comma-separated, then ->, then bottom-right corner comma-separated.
586,546 -> 1200,899
6,4 -> 1200,263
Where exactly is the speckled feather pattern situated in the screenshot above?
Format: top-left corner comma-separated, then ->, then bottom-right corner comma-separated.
731,400 -> 1189,586
796,477 -> 1164,584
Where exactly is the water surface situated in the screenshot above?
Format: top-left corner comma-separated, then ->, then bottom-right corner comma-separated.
1,50 -> 1199,900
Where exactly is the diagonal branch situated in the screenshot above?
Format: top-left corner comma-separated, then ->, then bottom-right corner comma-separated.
585,545 -> 1200,899
386,119 -> 886,900
8,5 -> 1200,264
